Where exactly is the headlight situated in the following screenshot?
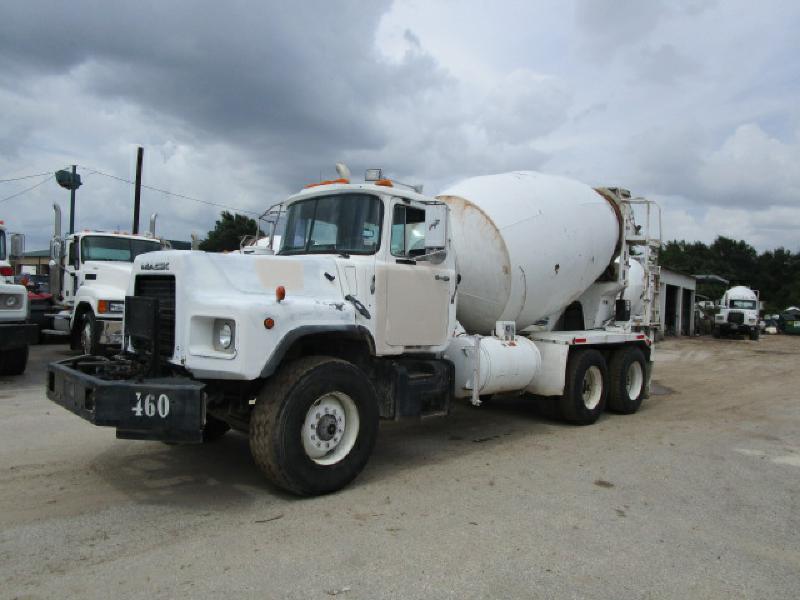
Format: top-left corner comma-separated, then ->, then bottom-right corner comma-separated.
108,301 -> 125,314
214,319 -> 235,351
0,293 -> 23,310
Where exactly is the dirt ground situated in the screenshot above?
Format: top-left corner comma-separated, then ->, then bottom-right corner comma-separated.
1,335 -> 798,599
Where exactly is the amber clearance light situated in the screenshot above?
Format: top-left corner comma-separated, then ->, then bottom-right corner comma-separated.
264,317 -> 275,329
276,286 -> 286,302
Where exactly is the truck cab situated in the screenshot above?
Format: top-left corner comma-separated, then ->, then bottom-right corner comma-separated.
713,285 -> 760,340
0,221 -> 38,375
50,229 -> 163,354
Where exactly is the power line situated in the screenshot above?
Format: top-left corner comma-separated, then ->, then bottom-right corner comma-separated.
0,175 -> 54,204
79,165 -> 261,216
0,171 -> 52,183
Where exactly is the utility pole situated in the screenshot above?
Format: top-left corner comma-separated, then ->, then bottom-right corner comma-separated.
133,146 -> 143,234
69,165 -> 77,234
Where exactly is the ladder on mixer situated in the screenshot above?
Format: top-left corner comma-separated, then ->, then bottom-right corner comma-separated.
625,197 -> 662,331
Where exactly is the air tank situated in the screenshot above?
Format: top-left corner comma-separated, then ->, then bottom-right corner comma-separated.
437,171 -> 621,334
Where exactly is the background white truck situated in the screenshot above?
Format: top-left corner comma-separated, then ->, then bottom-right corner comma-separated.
47,169 -> 661,495
46,206 -> 164,354
713,285 -> 760,340
0,221 -> 38,375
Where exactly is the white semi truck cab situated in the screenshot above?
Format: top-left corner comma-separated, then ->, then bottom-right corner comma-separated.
47,169 -> 662,495
0,221 -> 38,375
713,285 -> 760,340
47,205 -> 164,354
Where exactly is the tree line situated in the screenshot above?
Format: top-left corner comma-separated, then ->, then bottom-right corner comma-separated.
660,236 -> 800,313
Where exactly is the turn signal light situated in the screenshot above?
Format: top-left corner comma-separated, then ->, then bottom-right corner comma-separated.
98,300 -> 108,313
276,286 -> 286,302
374,179 -> 393,187
304,178 -> 350,189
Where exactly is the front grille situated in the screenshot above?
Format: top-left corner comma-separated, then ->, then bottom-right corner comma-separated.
727,311 -> 744,325
134,275 -> 175,357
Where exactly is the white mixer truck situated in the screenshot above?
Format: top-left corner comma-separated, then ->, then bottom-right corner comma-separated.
713,285 -> 760,340
0,221 -> 38,375
47,169 -> 661,495
45,205 -> 164,354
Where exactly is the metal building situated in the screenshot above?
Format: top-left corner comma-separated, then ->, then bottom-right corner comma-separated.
659,268 -> 696,336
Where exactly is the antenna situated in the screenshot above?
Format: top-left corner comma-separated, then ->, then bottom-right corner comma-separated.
335,163 -> 351,180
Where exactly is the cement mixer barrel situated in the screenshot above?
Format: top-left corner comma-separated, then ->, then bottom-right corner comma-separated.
438,171 -> 621,334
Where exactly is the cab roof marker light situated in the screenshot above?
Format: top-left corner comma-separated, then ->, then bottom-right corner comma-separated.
365,168 -> 382,181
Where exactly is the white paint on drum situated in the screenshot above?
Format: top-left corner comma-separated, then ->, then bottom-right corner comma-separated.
438,171 -> 620,334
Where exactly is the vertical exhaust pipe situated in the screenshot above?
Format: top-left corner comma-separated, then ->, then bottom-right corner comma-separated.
149,213 -> 157,237
53,203 -> 62,238
50,203 -> 63,300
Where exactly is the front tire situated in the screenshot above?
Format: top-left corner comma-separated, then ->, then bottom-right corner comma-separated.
607,346 -> 647,414
249,356 -> 379,496
559,349 -> 608,425
749,329 -> 760,341
0,347 -> 28,376
80,312 -> 100,355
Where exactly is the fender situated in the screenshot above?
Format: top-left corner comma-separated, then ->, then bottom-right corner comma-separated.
260,324 -> 375,378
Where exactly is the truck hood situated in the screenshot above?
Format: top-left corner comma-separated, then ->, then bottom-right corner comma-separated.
83,261 -> 134,293
131,250 -> 345,300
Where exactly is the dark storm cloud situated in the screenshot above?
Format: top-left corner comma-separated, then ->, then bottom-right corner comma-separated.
0,1 -> 447,184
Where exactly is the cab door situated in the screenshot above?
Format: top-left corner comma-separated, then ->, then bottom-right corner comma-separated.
62,238 -> 77,304
382,202 -> 453,347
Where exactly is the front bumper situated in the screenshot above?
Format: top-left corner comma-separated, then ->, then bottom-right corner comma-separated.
0,323 -> 39,350
47,356 -> 207,443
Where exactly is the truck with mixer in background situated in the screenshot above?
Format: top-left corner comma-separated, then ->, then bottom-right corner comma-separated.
46,167 -> 662,495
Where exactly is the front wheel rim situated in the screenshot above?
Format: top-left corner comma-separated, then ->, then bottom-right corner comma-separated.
581,366 -> 603,410
625,361 -> 644,400
301,392 -> 360,466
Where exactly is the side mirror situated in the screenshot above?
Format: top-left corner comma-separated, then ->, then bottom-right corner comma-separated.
9,233 -> 25,258
424,203 -> 448,252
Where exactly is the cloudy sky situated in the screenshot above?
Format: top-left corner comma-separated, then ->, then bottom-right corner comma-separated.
1,0 -> 798,251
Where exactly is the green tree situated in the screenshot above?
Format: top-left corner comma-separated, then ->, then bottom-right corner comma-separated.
660,235 -> 800,312
199,211 -> 262,252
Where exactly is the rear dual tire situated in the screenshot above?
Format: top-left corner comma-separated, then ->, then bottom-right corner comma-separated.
607,346 -> 647,414
560,349 -> 608,425
558,346 -> 646,423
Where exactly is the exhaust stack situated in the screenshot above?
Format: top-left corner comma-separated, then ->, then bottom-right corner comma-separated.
149,213 -> 158,237
53,203 -> 62,238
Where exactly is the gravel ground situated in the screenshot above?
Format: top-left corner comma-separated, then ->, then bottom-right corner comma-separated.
1,336 -> 798,599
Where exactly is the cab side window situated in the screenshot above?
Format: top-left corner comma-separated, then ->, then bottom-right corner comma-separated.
391,205 -> 426,257
67,241 -> 76,266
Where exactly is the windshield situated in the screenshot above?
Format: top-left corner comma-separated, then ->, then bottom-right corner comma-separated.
729,299 -> 757,310
0,230 -> 5,261
81,236 -> 161,262
279,194 -> 382,255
